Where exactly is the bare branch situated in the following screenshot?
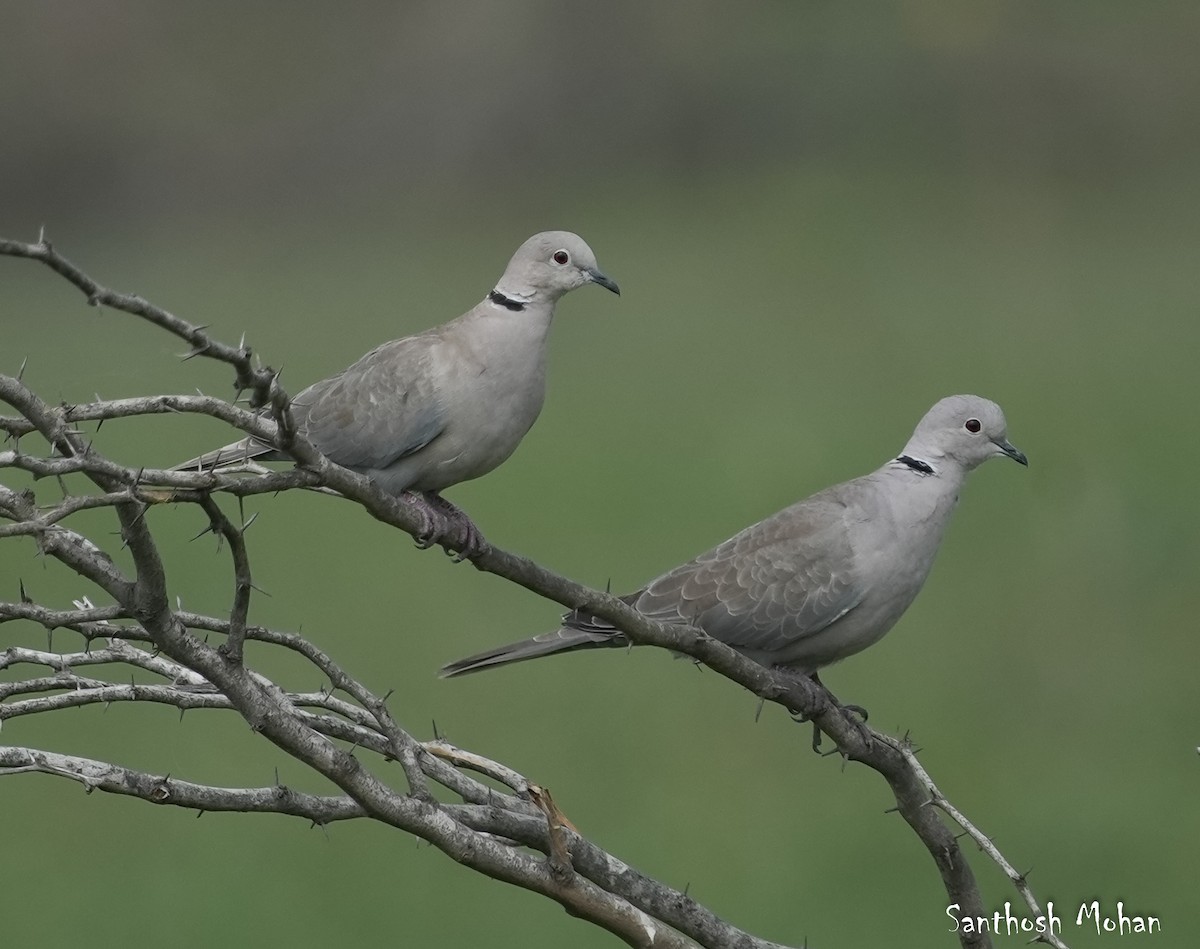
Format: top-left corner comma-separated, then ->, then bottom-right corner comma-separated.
194,495 -> 253,662
0,600 -> 127,630
0,483 -> 133,600
0,236 -> 281,410
1,234 -> 1071,949
895,741 -> 1070,949
0,747 -> 367,823
0,394 -> 275,442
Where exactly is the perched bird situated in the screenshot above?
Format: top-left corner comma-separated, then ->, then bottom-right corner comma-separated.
175,231 -> 619,556
441,395 -> 1027,677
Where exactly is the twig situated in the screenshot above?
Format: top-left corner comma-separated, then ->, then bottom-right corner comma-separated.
0,747 -> 367,823
0,237 -> 281,410
894,739 -> 1070,949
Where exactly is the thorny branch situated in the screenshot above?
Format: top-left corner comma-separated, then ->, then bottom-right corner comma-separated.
1,235 -> 1065,949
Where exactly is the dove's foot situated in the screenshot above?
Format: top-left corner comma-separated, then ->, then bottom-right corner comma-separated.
399,492 -> 448,549
808,704 -> 872,755
422,492 -> 490,562
783,671 -> 871,753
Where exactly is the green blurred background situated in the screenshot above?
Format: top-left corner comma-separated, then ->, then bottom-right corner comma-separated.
2,2 -> 1197,946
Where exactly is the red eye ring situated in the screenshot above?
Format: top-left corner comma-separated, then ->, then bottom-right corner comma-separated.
553,250 -> 569,265
965,418 -> 982,434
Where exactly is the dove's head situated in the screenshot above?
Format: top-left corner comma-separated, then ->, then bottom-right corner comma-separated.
493,231 -> 620,305
902,395 -> 1028,473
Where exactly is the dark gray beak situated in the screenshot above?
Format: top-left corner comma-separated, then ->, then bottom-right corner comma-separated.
993,437 -> 1029,466
587,268 -> 620,295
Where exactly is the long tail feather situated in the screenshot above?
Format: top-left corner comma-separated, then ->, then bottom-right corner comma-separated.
171,437 -> 281,472
439,627 -> 626,678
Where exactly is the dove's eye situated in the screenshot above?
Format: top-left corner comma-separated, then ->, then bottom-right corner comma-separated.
964,418 -> 982,434
553,250 -> 570,265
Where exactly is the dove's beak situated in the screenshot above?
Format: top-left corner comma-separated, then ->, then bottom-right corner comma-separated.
587,268 -> 620,295
992,437 -> 1028,466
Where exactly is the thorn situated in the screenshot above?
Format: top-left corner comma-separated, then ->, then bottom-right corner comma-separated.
431,719 -> 441,741
274,767 -> 281,787
381,688 -> 394,703
17,355 -> 29,381
196,810 -> 205,819
18,578 -> 32,603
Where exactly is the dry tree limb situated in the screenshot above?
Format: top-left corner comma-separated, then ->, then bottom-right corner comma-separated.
0,234 -> 1068,949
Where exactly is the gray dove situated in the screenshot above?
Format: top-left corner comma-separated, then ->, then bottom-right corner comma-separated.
176,231 -> 619,556
441,395 -> 1026,676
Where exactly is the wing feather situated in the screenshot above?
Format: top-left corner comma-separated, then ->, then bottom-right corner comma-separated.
629,491 -> 865,653
292,336 -> 447,470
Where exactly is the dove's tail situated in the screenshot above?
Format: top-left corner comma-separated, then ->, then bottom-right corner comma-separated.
172,437 -> 283,472
439,625 -> 628,678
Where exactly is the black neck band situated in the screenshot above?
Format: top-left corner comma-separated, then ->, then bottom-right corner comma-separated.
896,454 -> 934,475
488,290 -> 525,312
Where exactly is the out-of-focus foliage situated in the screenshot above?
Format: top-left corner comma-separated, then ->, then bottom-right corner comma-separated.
1,3 -> 1196,947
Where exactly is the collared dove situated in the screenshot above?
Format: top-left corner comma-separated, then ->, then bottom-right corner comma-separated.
175,231 -> 619,556
441,395 -> 1027,677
